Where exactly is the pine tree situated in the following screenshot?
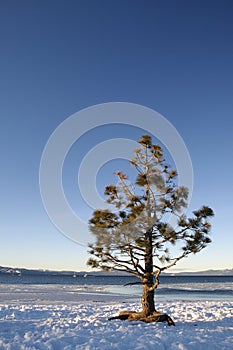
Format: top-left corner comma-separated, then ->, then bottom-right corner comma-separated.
88,135 -> 214,325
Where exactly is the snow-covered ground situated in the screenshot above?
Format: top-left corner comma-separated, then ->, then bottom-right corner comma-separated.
0,285 -> 232,349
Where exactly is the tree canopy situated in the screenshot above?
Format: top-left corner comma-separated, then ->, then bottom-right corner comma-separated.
88,135 -> 214,287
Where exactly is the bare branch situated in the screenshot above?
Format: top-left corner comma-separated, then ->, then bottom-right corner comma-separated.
111,265 -> 143,279
160,252 -> 188,271
124,281 -> 142,286
149,268 -> 161,291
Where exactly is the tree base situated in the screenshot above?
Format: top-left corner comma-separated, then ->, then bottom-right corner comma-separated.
109,310 -> 175,326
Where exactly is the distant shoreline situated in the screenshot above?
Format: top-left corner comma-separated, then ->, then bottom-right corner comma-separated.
0,265 -> 233,277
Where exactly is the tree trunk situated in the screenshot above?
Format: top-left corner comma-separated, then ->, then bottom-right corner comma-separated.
109,268 -> 175,325
142,227 -> 155,315
141,283 -> 155,315
109,224 -> 175,325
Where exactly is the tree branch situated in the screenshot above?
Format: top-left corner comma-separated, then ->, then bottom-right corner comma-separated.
124,281 -> 142,286
104,252 -> 144,278
111,265 -> 143,279
160,252 -> 188,271
149,268 -> 161,291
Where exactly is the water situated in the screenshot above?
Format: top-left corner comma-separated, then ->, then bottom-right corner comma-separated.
0,273 -> 232,301
102,275 -> 233,301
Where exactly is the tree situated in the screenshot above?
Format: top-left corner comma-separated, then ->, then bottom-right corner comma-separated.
88,135 -> 214,325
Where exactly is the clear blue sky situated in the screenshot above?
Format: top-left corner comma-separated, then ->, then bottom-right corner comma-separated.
1,0 -> 232,272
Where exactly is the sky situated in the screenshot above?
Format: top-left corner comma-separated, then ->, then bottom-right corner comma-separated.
1,0 -> 233,272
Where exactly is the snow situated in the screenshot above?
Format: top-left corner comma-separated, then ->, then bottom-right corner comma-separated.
0,287 -> 232,349
0,302 -> 232,350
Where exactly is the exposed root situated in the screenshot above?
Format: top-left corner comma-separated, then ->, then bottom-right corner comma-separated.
109,310 -> 175,326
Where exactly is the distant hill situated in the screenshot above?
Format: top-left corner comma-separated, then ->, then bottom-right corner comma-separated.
167,269 -> 233,276
0,266 -> 129,277
0,266 -> 77,277
0,266 -> 232,276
